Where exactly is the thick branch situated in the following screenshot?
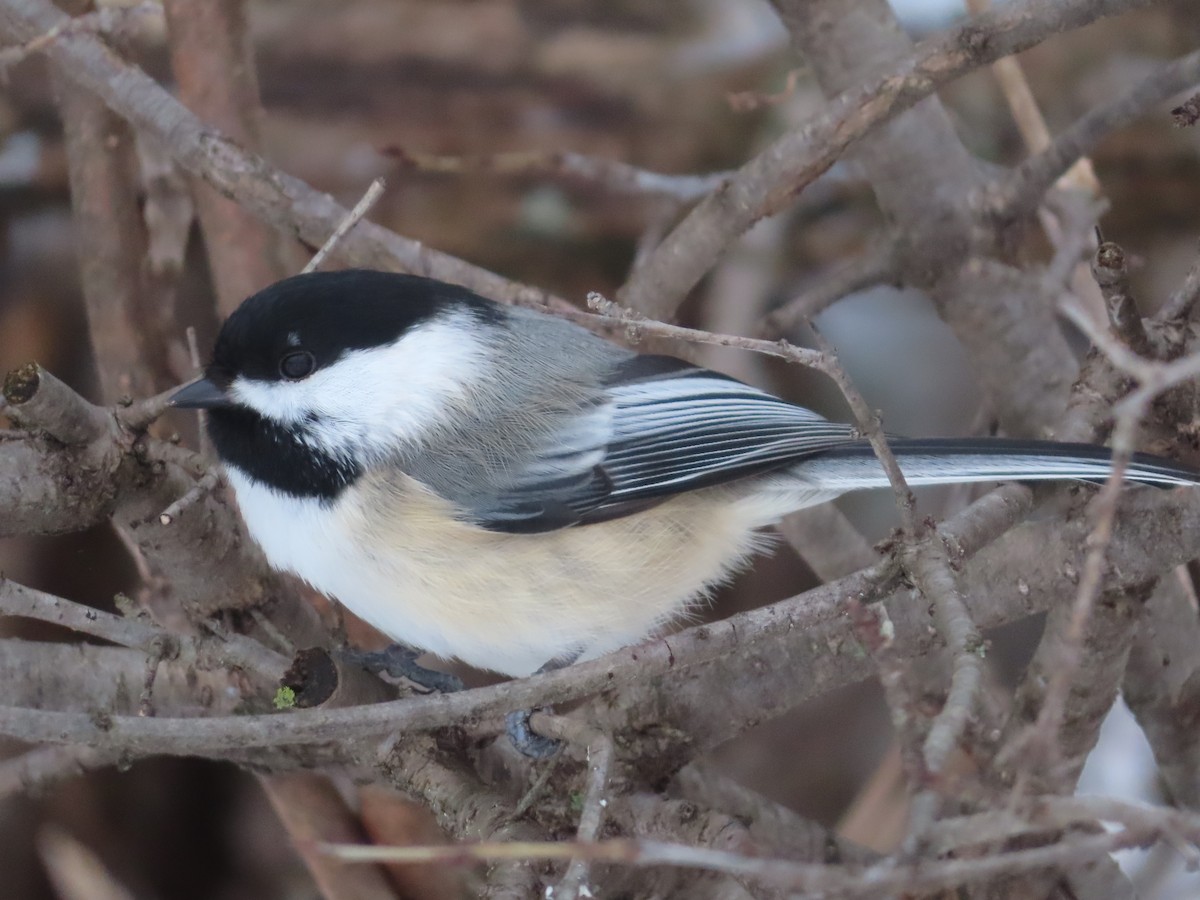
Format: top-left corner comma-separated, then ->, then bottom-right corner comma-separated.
1,365 -> 123,535
0,639 -> 249,716
1,363 -> 289,618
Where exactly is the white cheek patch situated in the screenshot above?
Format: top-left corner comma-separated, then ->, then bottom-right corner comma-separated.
230,310 -> 491,461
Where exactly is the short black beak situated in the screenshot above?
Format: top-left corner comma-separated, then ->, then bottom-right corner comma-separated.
170,377 -> 234,410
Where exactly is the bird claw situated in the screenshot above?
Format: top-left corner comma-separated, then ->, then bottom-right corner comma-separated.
505,708 -> 561,759
340,644 -> 465,693
344,647 -> 562,757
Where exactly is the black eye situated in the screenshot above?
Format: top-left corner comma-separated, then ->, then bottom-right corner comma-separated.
279,350 -> 316,380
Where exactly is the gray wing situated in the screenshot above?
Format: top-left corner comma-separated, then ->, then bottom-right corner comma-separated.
469,356 -> 858,533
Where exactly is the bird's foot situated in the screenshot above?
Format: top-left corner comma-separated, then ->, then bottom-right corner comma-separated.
505,708 -> 561,759
503,653 -> 580,758
340,644 -> 464,694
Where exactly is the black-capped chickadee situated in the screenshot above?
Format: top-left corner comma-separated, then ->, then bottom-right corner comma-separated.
171,270 -> 1200,679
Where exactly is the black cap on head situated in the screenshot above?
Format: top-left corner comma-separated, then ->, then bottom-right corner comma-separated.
187,270 -> 506,500
208,270 -> 503,386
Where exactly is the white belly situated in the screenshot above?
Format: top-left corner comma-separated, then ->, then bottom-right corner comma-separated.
225,467 -> 807,676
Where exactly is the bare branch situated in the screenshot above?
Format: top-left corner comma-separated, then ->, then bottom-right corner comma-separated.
54,42 -> 178,401
671,762 -> 878,865
992,47 -> 1200,225
619,0 -> 1162,320
530,715 -> 615,900
1,578 -> 160,649
806,322 -> 916,530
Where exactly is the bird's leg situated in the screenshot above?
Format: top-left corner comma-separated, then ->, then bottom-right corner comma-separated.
340,644 -> 465,694
505,652 -> 580,759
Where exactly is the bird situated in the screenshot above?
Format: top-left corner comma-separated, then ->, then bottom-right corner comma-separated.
171,269 -> 1200,686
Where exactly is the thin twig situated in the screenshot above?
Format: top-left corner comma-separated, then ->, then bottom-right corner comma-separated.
301,177 -> 386,274
158,469 -> 220,526
181,324 -> 213,460
185,325 -> 202,370
806,323 -> 987,850
585,292 -> 827,369
162,0 -> 295,315
806,321 -> 917,532
118,382 -> 183,432
963,0 -> 1108,339
530,715 -> 615,900
846,597 -> 926,789
385,147 -> 730,203
909,552 -> 986,765
510,756 -> 561,821
1041,199 -> 1103,294
1,577 -> 162,649
317,824 -> 1162,896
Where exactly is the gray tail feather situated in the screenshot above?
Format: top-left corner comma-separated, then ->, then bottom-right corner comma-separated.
793,437 -> 1200,491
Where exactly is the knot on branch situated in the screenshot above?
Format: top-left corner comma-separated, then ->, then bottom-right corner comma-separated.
956,23 -> 993,58
1093,241 -> 1126,278
2,363 -> 115,446
1172,92 -> 1200,128
3,362 -> 39,405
